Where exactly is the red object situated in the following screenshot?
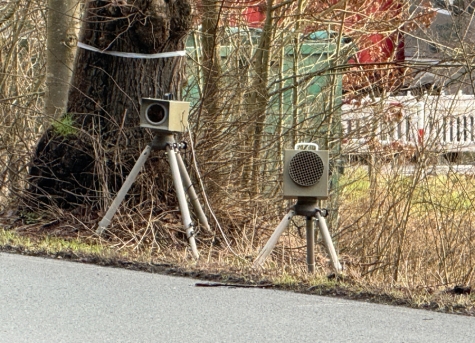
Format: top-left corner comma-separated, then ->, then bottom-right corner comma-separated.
348,0 -> 404,65
356,34 -> 394,63
239,0 -> 404,64
418,129 -> 425,144
242,4 -> 265,28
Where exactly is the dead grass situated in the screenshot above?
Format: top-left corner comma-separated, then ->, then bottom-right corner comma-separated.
336,165 -> 475,289
3,151 -> 475,317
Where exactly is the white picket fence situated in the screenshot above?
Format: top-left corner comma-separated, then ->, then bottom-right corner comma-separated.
341,92 -> 475,155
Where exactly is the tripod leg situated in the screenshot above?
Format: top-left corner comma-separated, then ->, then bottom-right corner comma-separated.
97,144 -> 152,235
167,145 -> 199,259
253,210 -> 295,267
175,153 -> 211,232
306,217 -> 315,273
316,212 -> 342,272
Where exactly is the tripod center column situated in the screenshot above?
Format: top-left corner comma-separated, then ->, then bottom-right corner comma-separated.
306,216 -> 315,273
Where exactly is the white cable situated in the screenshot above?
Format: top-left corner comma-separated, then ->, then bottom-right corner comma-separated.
77,42 -> 186,59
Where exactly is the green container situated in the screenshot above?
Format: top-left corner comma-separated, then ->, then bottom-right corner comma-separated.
267,35 -> 345,150
183,29 -> 349,150
183,28 -> 261,106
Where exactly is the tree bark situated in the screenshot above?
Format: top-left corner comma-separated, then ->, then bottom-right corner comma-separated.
28,0 -> 192,209
44,0 -> 80,120
197,0 -> 222,140
248,0 -> 273,194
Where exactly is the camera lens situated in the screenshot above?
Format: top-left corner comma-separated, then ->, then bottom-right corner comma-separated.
146,104 -> 167,124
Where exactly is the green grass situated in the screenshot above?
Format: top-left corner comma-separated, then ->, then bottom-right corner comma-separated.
274,272 -> 300,286
37,236 -> 106,255
340,167 -> 371,200
0,229 -> 34,248
0,228 -> 108,256
340,167 -> 475,212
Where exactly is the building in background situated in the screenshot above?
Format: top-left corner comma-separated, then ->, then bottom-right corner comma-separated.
405,0 -> 475,94
230,1 -> 475,95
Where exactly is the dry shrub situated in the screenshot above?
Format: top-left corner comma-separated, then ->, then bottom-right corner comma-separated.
337,165 -> 475,288
0,0 -> 46,211
2,0 -> 475,296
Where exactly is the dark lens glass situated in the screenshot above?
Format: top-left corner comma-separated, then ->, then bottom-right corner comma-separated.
146,104 -> 166,124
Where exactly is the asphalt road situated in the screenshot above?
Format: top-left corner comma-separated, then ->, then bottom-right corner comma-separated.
1,253 -> 474,343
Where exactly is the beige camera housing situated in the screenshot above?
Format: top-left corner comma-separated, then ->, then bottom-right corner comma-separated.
140,98 -> 189,133
283,149 -> 329,200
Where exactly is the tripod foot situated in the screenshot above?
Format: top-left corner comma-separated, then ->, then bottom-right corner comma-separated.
96,144 -> 152,236
176,153 -> 211,232
316,212 -> 342,273
167,145 -> 200,260
253,210 -> 295,267
96,225 -> 106,236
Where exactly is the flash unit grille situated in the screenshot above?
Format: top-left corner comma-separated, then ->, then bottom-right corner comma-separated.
288,151 -> 324,187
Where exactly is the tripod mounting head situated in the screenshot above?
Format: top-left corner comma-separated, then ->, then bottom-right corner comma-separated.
150,134 -> 187,151
292,197 -> 329,218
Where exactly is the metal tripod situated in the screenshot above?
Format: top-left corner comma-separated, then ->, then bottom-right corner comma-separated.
253,198 -> 342,273
96,133 -> 210,260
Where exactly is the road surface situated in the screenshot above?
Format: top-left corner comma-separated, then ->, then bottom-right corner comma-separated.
1,252 -> 474,342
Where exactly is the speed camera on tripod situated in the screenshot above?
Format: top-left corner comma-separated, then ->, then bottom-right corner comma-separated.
140,97 -> 189,133
283,143 -> 329,200
254,142 -> 341,273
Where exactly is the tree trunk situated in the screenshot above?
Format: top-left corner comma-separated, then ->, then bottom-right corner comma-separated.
248,0 -> 273,194
28,0 -> 192,209
197,0 -> 222,141
44,0 -> 80,121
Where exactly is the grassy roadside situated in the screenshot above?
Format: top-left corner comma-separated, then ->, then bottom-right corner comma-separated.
1,227 -> 474,317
